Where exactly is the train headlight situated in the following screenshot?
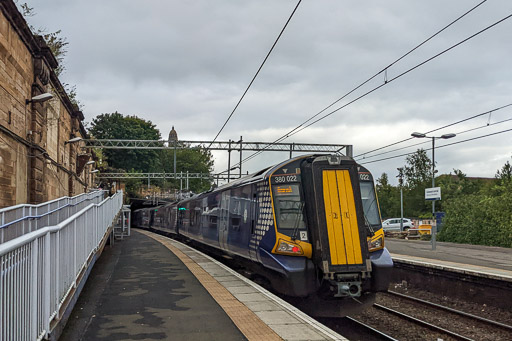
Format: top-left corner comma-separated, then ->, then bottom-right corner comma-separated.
368,235 -> 384,252
276,239 -> 304,256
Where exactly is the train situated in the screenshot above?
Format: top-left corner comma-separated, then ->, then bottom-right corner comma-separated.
132,154 -> 393,316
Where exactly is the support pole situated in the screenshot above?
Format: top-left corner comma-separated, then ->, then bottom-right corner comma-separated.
400,188 -> 404,231
431,137 -> 436,251
227,140 -> 232,181
239,136 -> 242,178
173,141 -> 177,175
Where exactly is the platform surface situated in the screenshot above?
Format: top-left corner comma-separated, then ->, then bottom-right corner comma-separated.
60,229 -> 346,341
385,238 -> 512,281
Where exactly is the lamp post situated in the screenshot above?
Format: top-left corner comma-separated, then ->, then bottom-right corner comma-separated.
411,132 -> 456,250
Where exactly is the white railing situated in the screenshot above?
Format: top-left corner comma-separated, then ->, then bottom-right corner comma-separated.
0,191 -> 123,341
0,191 -> 107,244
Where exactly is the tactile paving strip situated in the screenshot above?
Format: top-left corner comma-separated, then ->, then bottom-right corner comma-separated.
140,230 -> 282,340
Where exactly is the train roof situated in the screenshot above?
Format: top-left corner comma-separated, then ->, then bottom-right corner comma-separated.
209,154 -> 325,193
175,153 -> 374,203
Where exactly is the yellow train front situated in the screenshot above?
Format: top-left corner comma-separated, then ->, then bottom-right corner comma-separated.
259,154 -> 392,315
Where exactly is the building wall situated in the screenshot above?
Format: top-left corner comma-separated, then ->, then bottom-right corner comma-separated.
0,1 -> 94,208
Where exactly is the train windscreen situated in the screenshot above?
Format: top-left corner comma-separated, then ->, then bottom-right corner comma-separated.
359,181 -> 380,226
272,184 -> 306,237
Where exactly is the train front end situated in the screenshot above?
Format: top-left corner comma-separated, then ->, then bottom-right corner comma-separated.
267,154 -> 392,315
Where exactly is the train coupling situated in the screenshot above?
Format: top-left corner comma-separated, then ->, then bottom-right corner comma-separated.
330,274 -> 362,298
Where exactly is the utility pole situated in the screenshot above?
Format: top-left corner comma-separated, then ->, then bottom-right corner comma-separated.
397,168 -> 404,232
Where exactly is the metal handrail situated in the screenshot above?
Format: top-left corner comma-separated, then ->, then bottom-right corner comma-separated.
0,190 -> 106,243
0,191 -> 123,341
0,197 -> 95,229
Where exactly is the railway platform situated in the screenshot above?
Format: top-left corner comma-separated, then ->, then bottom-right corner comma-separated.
385,238 -> 512,282
59,229 -> 346,341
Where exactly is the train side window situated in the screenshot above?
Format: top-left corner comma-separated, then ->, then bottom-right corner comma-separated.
231,217 -> 241,230
209,216 -> 218,228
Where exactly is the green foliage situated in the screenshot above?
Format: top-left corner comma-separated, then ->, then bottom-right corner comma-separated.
376,173 -> 401,219
438,184 -> 512,248
40,30 -> 68,76
89,112 -> 162,173
160,145 -> 214,193
496,161 -> 512,185
398,149 -> 432,188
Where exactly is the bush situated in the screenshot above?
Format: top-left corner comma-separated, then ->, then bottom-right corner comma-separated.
438,190 -> 512,248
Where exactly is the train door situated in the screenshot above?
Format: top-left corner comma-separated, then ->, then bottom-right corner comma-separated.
219,191 -> 230,250
248,186 -> 259,262
302,156 -> 369,275
322,169 -> 363,267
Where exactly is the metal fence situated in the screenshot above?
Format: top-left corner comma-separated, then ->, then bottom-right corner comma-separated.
0,191 -> 123,341
0,190 -> 106,244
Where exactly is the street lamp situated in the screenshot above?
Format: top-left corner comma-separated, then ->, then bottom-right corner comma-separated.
411,132 -> 456,250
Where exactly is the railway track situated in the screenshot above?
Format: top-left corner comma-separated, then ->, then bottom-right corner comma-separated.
343,290 -> 512,341
385,290 -> 512,333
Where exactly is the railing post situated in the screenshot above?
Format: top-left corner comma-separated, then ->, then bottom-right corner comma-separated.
30,238 -> 38,340
44,232 -> 51,338
55,230 -> 60,319
73,220 -> 77,288
1,212 -> 4,243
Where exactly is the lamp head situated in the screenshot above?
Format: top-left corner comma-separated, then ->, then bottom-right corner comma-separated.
85,160 -> 95,165
65,137 -> 82,144
441,133 -> 456,139
411,132 -> 426,138
90,169 -> 99,173
26,93 -> 53,104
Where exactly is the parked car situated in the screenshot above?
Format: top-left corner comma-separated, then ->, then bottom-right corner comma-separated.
382,218 -> 414,231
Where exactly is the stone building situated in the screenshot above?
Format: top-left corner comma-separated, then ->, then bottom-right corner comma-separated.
0,1 -> 95,208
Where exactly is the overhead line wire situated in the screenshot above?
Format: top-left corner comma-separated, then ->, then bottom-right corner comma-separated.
355,114 -> 512,161
355,103 -> 512,160
208,0 -> 302,149
224,1 -> 492,170
360,126 -> 512,165
280,12 -> 512,139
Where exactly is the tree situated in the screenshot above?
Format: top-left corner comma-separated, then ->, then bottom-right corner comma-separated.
397,149 -> 432,188
438,159 -> 512,247
396,149 -> 433,217
496,160 -> 512,184
89,112 -> 162,173
160,145 -> 214,193
375,173 -> 400,219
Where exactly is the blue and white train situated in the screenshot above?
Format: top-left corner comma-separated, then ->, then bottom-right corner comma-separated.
133,154 -> 393,316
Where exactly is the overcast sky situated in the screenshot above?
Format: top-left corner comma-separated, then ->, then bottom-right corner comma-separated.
26,0 -> 512,183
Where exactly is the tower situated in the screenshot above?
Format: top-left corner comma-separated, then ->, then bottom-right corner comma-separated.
168,126 -> 178,142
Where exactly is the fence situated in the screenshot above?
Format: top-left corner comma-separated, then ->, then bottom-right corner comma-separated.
0,191 -> 106,244
0,191 -> 123,341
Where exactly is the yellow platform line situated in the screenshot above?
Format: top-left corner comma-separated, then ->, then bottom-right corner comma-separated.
139,230 -> 282,341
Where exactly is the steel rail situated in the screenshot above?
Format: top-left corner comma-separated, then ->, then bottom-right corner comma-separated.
386,290 -> 512,332
345,316 -> 399,341
373,303 -> 474,341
